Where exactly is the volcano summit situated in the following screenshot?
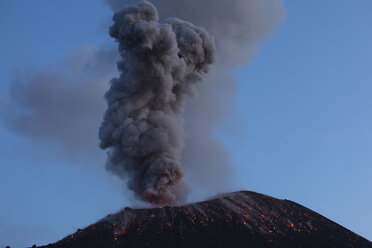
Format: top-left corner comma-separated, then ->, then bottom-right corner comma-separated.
33,191 -> 371,248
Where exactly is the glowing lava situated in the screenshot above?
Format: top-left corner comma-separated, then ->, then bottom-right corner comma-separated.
33,191 -> 371,248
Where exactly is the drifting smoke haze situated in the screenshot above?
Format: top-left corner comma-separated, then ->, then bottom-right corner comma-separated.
1,0 -> 285,203
1,47 -> 118,161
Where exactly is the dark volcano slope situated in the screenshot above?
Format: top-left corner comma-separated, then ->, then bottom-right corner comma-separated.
35,191 -> 371,248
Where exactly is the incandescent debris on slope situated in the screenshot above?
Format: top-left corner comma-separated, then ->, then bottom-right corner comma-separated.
34,191 -> 372,248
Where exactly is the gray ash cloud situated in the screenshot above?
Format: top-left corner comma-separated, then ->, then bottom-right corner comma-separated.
105,0 -> 286,200
1,0 -> 285,204
99,1 -> 216,204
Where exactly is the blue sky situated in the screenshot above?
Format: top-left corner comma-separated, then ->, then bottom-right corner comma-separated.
0,0 -> 371,247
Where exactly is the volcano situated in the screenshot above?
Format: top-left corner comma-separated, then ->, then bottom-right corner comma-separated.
33,191 -> 371,248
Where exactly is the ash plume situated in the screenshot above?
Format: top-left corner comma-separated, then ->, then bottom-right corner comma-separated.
99,1 -> 216,204
1,0 -> 285,203
106,0 -> 286,199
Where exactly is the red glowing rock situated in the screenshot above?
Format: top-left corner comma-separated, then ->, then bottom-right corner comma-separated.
33,191 -> 371,248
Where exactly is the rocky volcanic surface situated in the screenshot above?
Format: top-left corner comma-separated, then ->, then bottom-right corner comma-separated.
34,191 -> 371,248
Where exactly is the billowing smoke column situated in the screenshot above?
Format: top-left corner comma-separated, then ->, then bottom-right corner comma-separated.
2,0 -> 285,205
99,1 -> 216,205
